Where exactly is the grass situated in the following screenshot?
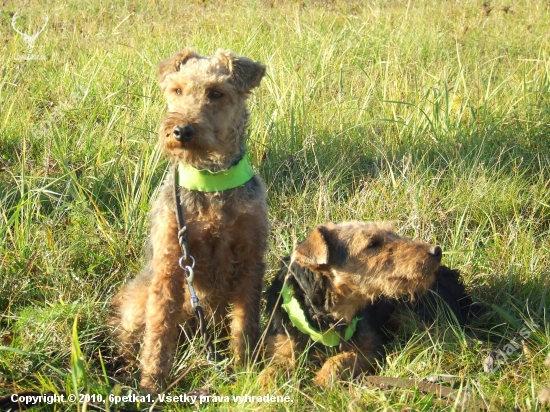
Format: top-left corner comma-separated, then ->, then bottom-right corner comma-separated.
0,0 -> 549,410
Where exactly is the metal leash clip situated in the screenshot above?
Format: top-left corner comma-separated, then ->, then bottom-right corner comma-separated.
179,256 -> 198,308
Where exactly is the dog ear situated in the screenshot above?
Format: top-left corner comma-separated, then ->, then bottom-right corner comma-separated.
215,49 -> 266,93
293,225 -> 332,270
158,47 -> 199,89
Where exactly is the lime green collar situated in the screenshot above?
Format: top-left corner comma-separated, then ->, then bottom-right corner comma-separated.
177,156 -> 254,192
281,283 -> 360,347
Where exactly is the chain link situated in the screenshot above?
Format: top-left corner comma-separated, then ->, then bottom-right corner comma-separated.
173,169 -> 221,363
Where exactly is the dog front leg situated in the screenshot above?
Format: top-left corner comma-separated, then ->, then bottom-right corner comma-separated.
314,346 -> 380,387
259,333 -> 301,387
230,261 -> 265,364
314,323 -> 383,387
139,206 -> 184,393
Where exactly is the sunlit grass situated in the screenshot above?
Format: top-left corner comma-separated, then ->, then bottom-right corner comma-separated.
1,0 -> 550,410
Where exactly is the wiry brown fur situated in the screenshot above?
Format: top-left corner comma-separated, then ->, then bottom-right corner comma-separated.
110,48 -> 268,394
261,221 -> 442,387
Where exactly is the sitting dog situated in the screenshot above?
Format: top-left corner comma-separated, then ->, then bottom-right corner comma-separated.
110,48 -> 268,393
262,221 -> 474,387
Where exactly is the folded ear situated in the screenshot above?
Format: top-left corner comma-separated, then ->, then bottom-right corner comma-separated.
293,225 -> 332,271
215,49 -> 266,93
158,47 -> 199,89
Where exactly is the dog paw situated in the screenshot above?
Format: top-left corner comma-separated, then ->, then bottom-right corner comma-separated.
314,356 -> 349,387
313,369 -> 334,387
313,362 -> 340,387
139,376 -> 161,394
258,366 -> 278,388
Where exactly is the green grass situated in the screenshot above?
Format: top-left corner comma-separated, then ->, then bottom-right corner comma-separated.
1,0 -> 550,410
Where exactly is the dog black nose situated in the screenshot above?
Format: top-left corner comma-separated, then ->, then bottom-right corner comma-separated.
429,246 -> 442,260
173,125 -> 195,142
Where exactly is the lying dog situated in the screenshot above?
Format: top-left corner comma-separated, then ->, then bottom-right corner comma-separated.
262,221 -> 475,387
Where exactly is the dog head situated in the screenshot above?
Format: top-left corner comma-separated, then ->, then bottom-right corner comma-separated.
157,47 -> 265,170
292,221 -> 441,319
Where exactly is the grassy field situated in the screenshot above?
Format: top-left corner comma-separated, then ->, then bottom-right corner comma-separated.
1,0 -> 550,410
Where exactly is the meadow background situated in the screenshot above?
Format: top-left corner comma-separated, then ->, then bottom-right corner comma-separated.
1,0 -> 550,410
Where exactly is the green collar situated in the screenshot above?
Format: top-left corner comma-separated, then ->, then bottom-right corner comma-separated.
177,156 -> 255,192
281,283 -> 360,347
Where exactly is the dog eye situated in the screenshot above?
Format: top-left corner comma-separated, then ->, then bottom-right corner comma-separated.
208,90 -> 224,100
175,88 -> 182,95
